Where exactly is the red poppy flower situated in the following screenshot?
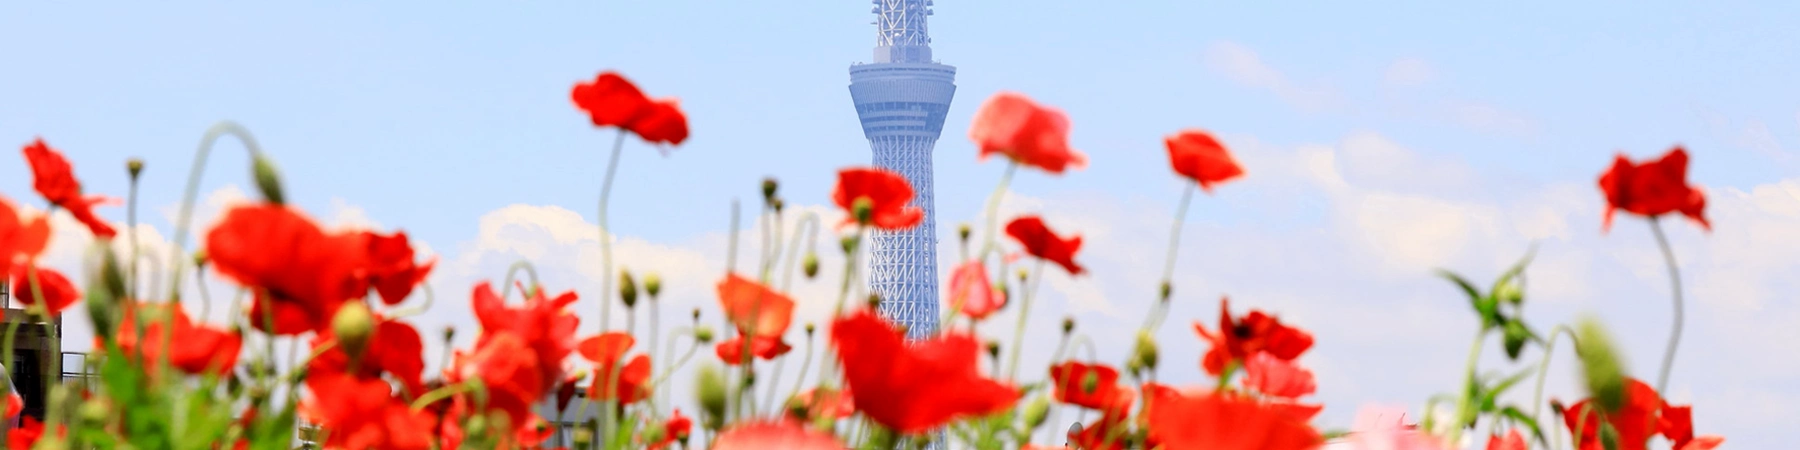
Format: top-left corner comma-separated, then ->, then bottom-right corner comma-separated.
1194,297 -> 1314,376
969,92 -> 1087,174
472,281 -> 582,391
1557,378 -> 1718,450
1004,216 -> 1085,275
947,260 -> 1004,320
8,416 -> 53,450
114,303 -> 243,377
555,375 -> 580,413
1243,351 -> 1316,399
358,231 -> 435,306
451,332 -> 551,435
5,391 -> 20,419
0,196 -> 51,278
1048,361 -> 1132,413
207,204 -> 367,335
585,354 -> 652,404
308,315 -> 426,395
1165,129 -> 1246,192
716,274 -> 795,339
831,167 -> 924,230
21,138 -> 117,238
648,409 -> 692,450
301,372 -> 435,450
571,71 -> 690,146
715,334 -> 793,365
578,332 -> 636,364
1598,146 -> 1709,232
1680,436 -> 1725,450
8,266 -> 79,315
793,388 -> 855,420
1143,391 -> 1321,450
1487,429 -> 1527,450
831,310 -> 1018,434
713,421 -> 844,450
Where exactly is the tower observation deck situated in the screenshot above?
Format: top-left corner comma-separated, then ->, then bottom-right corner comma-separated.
850,0 -> 955,340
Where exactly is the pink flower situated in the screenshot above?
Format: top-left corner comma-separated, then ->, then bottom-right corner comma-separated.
1243,351 -> 1316,399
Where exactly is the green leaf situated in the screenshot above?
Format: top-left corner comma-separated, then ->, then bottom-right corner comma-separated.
1492,244 -> 1539,289
1436,270 -> 1482,302
1321,429 -> 1352,440
1478,368 -> 1536,412
1498,405 -> 1549,446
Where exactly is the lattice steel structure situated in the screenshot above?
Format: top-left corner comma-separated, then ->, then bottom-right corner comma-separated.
850,0 -> 953,341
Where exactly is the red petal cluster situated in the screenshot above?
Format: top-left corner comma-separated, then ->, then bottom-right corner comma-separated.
8,266 -> 80,316
1194,298 -> 1314,376
831,310 -> 1018,434
832,167 -> 924,230
301,372 -> 435,450
308,315 -> 427,395
1165,129 -> 1246,192
715,274 -> 795,339
572,71 -> 689,146
206,205 -> 434,335
0,196 -> 51,278
577,332 -> 654,404
969,92 -> 1088,174
712,421 -> 843,450
114,303 -> 244,378
1556,378 -> 1723,450
22,138 -> 117,238
1598,146 -> 1709,232
1143,390 -> 1321,450
946,260 -> 1004,320
1004,216 -> 1085,276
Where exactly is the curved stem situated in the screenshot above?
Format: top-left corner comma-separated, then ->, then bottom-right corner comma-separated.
1648,219 -> 1684,393
599,128 -> 627,334
785,334 -> 816,413
1004,260 -> 1046,382
1531,325 -> 1578,422
1143,182 -> 1196,331
780,212 -> 821,293
497,260 -> 542,302
168,121 -> 268,302
976,163 -> 1019,265
388,283 -> 436,319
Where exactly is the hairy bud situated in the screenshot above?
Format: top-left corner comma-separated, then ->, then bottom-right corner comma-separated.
852,197 -> 874,225
1023,396 -> 1050,431
126,158 -> 145,179
332,302 -> 376,361
695,325 -> 716,344
1134,330 -> 1160,371
618,269 -> 639,309
696,364 -> 728,430
804,322 -> 816,336
761,178 -> 779,202
840,236 -> 859,255
1576,317 -> 1628,413
1159,281 -> 1173,301
1061,316 -> 1075,335
644,272 -> 662,299
251,154 -> 285,205
802,252 -> 820,279
957,223 -> 972,243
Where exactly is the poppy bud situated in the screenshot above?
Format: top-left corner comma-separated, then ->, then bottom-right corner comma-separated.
1134,330 -> 1160,371
644,272 -> 662,298
79,399 -> 109,425
785,396 -> 810,421
642,423 -> 666,445
841,236 -> 859,255
692,308 -> 702,322
772,198 -> 786,213
1576,317 -> 1628,413
1017,268 -> 1029,282
619,269 -> 639,309
866,293 -> 882,309
1502,320 -> 1532,361
442,326 -> 456,344
126,158 -> 145,179
1159,281 -> 1172,301
572,429 -> 594,448
743,370 -> 757,388
98,248 -> 127,301
332,302 -> 375,361
694,326 -> 715,343
804,322 -> 816,336
193,250 -> 209,269
696,365 -> 728,429
1494,280 -> 1524,306
957,223 -> 972,243
1022,396 -> 1050,431
251,154 -> 285,205
1062,316 -> 1075,335
802,252 -> 820,279
984,341 -> 1001,362
762,178 -> 779,202
852,197 -> 874,225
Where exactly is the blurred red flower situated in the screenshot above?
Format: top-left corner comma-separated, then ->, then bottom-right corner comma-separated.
1598,146 -> 1709,232
969,92 -> 1087,174
831,310 -> 1017,434
947,260 -> 1004,320
649,409 -> 692,450
715,274 -> 795,339
1242,351 -> 1316,399
21,138 -> 117,238
1165,129 -> 1246,192
577,332 -> 652,404
0,196 -> 51,278
1487,430 -> 1527,450
832,167 -> 924,230
794,387 -> 855,420
309,315 -> 426,396
1194,297 -> 1314,376
571,71 -> 689,146
114,303 -> 243,378
1143,390 -> 1320,450
207,204 -> 366,335
1048,361 -> 1132,414
1004,216 -> 1085,276
301,372 -> 435,450
450,333 -> 551,438
715,334 -> 792,365
713,421 -> 843,450
1557,378 -> 1722,450
472,281 -> 581,390
8,266 -> 79,316
358,230 -> 435,306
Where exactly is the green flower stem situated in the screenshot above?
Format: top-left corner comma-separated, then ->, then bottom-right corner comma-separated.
128,169 -> 141,301
1531,325 -> 1578,422
1143,182 -> 1196,332
784,334 -> 816,415
497,260 -> 542,302
1039,331 -> 1073,445
410,380 -> 478,411
1003,260 -> 1046,382
597,129 -> 628,443
168,121 -> 268,302
1446,329 -> 1489,446
817,227 -> 867,389
727,200 -> 741,276
976,163 -> 1020,265
779,213 -> 821,294
1648,218 -> 1685,393
762,348 -> 788,416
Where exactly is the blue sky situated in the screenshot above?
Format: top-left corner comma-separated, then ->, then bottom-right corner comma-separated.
4,1 -> 1799,447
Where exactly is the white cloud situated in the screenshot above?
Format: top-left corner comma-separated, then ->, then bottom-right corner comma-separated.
1203,41 -> 1344,113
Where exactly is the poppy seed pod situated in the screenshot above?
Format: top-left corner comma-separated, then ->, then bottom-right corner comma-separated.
251,154 -> 285,205
1134,330 -> 1160,370
1061,316 -> 1075,335
644,272 -> 662,299
852,197 -> 874,225
762,178 -> 779,202
802,252 -> 820,279
1017,268 -> 1029,282
331,302 -> 376,360
804,322 -> 816,336
692,308 -> 702,322
1576,317 -> 1628,413
866,293 -> 882,309
1159,281 -> 1172,301
619,269 -> 639,309
126,158 -> 144,179
984,341 -> 1001,361
958,223 -> 972,243
841,236 -> 859,255
192,250 -> 209,269
772,198 -> 785,213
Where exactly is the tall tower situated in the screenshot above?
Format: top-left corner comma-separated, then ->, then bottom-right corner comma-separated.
850,0 -> 955,340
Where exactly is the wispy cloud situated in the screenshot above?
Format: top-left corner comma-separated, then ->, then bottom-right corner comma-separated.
1203,41 -> 1346,113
